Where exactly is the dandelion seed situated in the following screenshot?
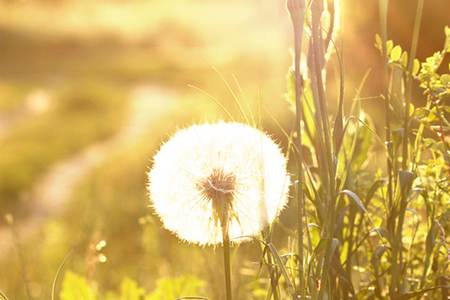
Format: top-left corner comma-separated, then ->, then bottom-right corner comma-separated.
147,122 -> 290,246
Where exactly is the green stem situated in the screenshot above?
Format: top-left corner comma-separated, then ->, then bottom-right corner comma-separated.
310,0 -> 337,296
402,0 -> 424,170
379,0 -> 393,212
267,250 -> 280,300
378,0 -> 397,296
287,0 -> 306,297
222,227 -> 232,300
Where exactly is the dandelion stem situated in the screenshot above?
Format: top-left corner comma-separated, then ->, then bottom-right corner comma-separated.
222,223 -> 232,300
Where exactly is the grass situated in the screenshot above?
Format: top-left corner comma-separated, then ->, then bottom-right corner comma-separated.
279,0 -> 449,298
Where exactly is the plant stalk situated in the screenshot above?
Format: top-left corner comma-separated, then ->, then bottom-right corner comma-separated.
402,0 -> 424,170
222,224 -> 232,300
378,0 -> 400,296
379,0 -> 393,211
222,235 -> 232,300
310,0 -> 338,296
6,215 -> 32,300
287,0 -> 306,297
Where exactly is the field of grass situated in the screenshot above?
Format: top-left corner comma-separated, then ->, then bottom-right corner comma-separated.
0,0 -> 449,299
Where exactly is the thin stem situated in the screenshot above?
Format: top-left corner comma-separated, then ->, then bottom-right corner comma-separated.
378,0 -> 399,296
222,226 -> 232,300
287,0 -> 306,297
310,0 -> 337,296
266,249 -> 280,300
379,0 -> 393,211
52,250 -> 74,300
7,217 -> 32,300
262,228 -> 280,300
311,0 -> 334,189
402,0 -> 424,170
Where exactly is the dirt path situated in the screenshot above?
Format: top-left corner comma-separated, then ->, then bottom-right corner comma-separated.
0,85 -> 176,255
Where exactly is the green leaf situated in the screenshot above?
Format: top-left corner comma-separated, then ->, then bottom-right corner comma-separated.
386,40 -> 394,55
445,26 -> 450,52
365,179 -> 386,204
399,170 -> 415,196
302,80 -> 317,141
341,189 -> 367,213
413,59 -> 421,76
330,238 -> 341,256
441,74 -> 450,85
285,70 -> 296,112
425,222 -> 438,261
400,51 -> 408,68
375,34 -> 382,52
308,223 -> 321,248
390,45 -> 402,61
266,243 -> 296,295
370,227 -> 388,239
314,238 -> 341,257
60,271 -> 98,300
353,113 -> 374,169
371,245 -> 389,266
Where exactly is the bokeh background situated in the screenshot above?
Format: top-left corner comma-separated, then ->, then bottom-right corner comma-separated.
0,0 -> 448,298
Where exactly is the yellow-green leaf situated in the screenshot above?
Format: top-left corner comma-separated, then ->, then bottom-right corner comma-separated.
60,271 -> 98,300
413,59 -> 421,76
386,40 -> 394,55
400,52 -> 408,68
375,34 -> 382,52
390,45 -> 402,61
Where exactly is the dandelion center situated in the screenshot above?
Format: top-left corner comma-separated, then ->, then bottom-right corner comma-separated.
198,168 -> 236,201
197,168 -> 237,227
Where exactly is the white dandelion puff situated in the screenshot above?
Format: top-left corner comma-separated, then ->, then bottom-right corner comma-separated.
147,122 -> 290,246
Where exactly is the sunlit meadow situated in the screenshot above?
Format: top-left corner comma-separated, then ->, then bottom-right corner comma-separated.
0,0 -> 448,299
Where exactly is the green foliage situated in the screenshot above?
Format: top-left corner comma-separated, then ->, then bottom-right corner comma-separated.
275,12 -> 449,300
417,28 -> 450,101
60,272 -> 98,300
59,272 -> 204,300
146,276 -> 205,300
105,278 -> 146,300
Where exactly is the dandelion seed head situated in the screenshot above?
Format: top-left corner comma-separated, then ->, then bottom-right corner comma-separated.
148,122 -> 290,246
197,168 -> 236,203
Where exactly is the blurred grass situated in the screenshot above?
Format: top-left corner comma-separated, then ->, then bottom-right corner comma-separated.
0,81 -> 127,212
0,83 -> 32,112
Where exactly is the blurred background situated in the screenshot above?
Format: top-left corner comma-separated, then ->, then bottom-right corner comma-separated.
0,0 -> 448,298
